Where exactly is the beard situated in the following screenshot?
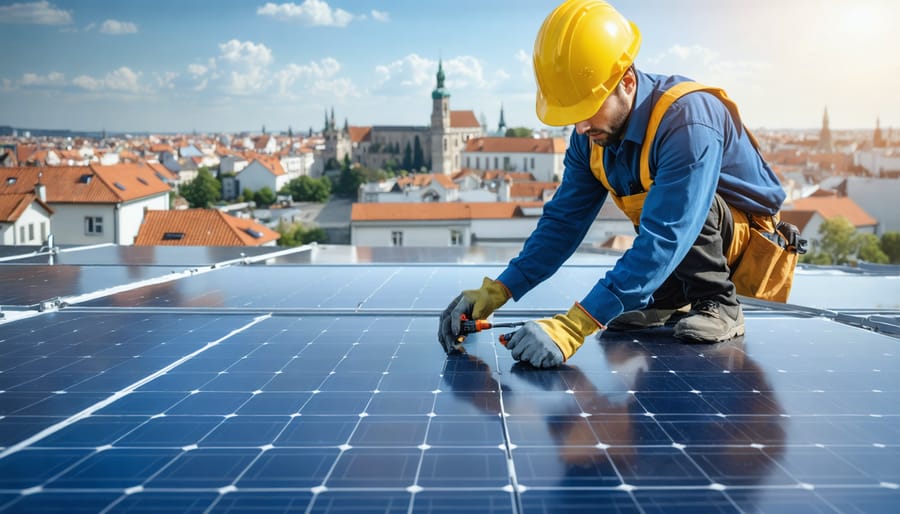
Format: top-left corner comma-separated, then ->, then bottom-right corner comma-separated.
588,109 -> 630,147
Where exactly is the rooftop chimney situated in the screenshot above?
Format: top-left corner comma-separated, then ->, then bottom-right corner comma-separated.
35,173 -> 46,202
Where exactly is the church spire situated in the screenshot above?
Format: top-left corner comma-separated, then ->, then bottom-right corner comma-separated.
497,103 -> 507,135
431,59 -> 450,100
817,106 -> 833,152
874,116 -> 885,148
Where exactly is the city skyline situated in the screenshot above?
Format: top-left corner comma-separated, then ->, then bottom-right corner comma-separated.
1,0 -> 897,134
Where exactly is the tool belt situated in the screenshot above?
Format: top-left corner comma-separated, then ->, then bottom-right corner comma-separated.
730,213 -> 807,303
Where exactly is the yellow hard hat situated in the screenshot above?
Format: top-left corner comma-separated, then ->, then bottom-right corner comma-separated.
533,0 -> 641,126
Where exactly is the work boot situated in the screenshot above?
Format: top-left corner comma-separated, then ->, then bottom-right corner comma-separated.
606,305 -> 690,331
673,299 -> 744,343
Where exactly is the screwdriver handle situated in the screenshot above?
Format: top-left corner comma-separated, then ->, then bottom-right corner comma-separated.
499,331 -> 517,347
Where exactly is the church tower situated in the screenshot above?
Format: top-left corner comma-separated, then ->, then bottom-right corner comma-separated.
817,106 -> 833,152
874,116 -> 886,148
497,103 -> 507,135
430,60 -> 451,174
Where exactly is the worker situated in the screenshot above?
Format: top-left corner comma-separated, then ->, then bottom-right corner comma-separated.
439,0 -> 803,367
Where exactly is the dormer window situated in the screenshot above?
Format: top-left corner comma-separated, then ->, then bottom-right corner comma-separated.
244,228 -> 263,239
162,232 -> 184,241
79,174 -> 92,184
114,182 -> 127,191
5,177 -> 16,185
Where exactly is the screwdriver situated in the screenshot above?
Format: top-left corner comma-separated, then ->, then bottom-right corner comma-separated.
457,314 -> 526,345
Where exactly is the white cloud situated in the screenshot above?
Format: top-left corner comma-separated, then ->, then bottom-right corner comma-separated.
155,71 -> 178,89
100,19 -> 138,35
0,1 -> 72,25
73,67 -> 143,94
275,57 -> 357,99
374,54 -> 434,91
217,39 -> 273,95
257,0 -> 355,27
20,71 -> 66,86
371,9 -> 389,22
188,63 -> 209,77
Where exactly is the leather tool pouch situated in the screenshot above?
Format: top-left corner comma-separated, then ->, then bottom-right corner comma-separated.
731,216 -> 807,303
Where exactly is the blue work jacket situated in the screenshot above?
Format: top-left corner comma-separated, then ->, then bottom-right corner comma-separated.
497,69 -> 786,325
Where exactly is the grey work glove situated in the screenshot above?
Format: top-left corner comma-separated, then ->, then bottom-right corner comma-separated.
438,277 -> 510,354
505,321 -> 565,368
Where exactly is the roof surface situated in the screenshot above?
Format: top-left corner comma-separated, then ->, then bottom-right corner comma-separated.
134,209 -> 280,246
351,202 -> 543,221
466,137 -> 567,154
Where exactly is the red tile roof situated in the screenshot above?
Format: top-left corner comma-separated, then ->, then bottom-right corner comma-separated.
784,196 -> 877,227
0,164 -> 171,203
251,157 -> 286,176
450,110 -> 480,128
348,126 -> 372,143
395,173 -> 458,190
510,182 -> 558,199
0,193 -> 52,222
351,201 -> 542,221
134,209 -> 280,246
465,137 -> 566,154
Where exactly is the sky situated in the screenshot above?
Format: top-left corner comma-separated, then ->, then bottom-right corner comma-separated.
1,0 -> 898,134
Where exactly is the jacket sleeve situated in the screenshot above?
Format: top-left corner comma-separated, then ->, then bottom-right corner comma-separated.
497,132 -> 608,300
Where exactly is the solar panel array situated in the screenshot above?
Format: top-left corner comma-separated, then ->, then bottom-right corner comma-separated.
0,245 -> 898,513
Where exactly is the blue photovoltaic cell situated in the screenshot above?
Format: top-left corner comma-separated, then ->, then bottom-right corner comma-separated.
0,264 -> 185,305
0,262 -> 898,513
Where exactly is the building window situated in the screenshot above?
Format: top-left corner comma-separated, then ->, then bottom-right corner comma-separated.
466,157 -> 470,168
19,226 -> 25,242
85,216 -> 103,235
531,157 -> 535,169
476,157 -> 480,169
443,138 -> 447,152
40,222 -> 47,242
524,157 -> 528,171
28,223 -> 34,241
391,231 -> 403,247
450,230 -> 462,246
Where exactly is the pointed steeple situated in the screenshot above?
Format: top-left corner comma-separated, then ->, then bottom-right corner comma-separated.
497,103 -> 507,135
817,106 -> 833,152
874,116 -> 885,148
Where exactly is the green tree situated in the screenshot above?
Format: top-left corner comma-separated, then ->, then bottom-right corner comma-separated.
881,232 -> 900,264
402,142 -> 412,171
180,167 -> 221,208
816,216 -> 858,265
413,135 -> 425,171
858,233 -> 889,264
324,157 -> 341,171
333,167 -> 366,198
281,176 -> 331,202
505,127 -> 534,137
276,220 -> 328,247
239,187 -> 254,204
253,186 -> 276,207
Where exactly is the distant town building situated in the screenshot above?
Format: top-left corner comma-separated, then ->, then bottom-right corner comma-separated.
816,106 -> 834,152
322,60 -> 484,175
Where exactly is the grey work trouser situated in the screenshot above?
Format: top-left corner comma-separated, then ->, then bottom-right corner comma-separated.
648,194 -> 739,309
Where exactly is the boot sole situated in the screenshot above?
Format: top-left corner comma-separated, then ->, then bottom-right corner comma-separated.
674,323 -> 745,343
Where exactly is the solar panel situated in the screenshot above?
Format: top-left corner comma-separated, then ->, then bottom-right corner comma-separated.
0,249 -> 898,512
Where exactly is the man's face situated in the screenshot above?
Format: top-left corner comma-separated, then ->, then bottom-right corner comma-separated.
574,78 -> 634,147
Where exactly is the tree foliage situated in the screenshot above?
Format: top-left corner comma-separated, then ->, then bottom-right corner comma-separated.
276,220 -> 328,247
280,176 -> 331,202
881,232 -> 900,264
253,186 -> 276,207
801,217 -> 895,266
505,127 -> 534,138
180,167 -> 221,208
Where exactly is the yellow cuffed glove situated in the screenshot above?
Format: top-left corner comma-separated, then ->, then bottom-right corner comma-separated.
438,277 -> 511,353
506,303 -> 603,368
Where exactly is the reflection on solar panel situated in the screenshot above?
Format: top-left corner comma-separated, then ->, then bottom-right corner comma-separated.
0,244 -> 898,512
